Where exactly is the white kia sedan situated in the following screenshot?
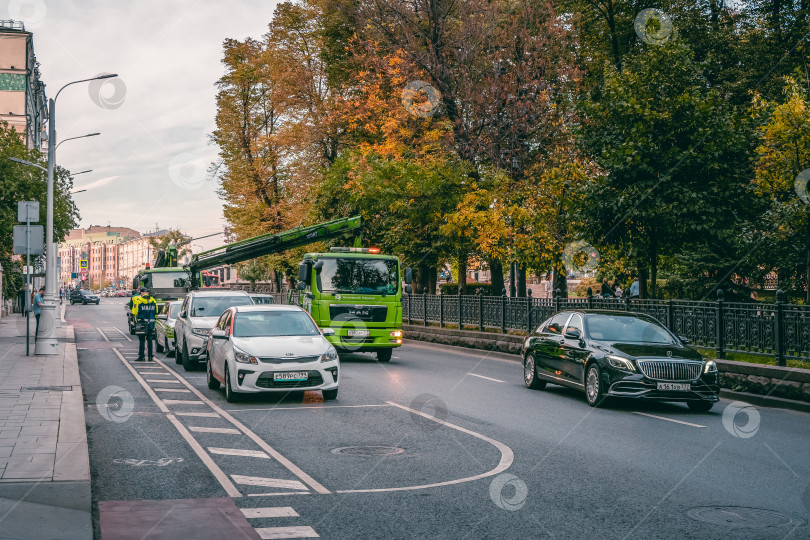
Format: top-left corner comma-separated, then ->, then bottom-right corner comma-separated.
206,305 -> 339,403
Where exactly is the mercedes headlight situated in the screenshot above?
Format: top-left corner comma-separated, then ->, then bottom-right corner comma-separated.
320,347 -> 339,363
191,327 -> 210,337
704,360 -> 717,373
234,347 -> 258,364
607,355 -> 636,372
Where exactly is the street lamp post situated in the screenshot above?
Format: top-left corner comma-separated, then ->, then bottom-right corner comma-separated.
37,74 -> 118,354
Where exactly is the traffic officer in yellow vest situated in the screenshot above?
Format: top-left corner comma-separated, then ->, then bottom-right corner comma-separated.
132,287 -> 158,361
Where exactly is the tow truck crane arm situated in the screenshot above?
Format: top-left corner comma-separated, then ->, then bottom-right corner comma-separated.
186,216 -> 363,275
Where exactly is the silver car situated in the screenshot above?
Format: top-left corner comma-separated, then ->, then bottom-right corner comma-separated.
206,305 -> 339,403
155,300 -> 182,359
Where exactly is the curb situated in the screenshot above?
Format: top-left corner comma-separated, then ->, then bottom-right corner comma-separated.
719,389 -> 810,414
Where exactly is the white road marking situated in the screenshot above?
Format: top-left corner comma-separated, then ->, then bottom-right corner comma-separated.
227,404 -> 391,412
162,399 -> 205,405
153,388 -> 192,393
208,447 -> 270,459
176,412 -> 220,418
96,328 -> 110,342
188,426 -> 241,435
145,379 -> 181,383
336,401 -> 515,494
150,357 -> 331,495
248,492 -> 310,497
112,327 -> 132,342
231,475 -> 308,490
110,348 -> 242,498
241,507 -> 299,518
256,526 -> 319,539
466,373 -> 505,383
632,412 -> 707,428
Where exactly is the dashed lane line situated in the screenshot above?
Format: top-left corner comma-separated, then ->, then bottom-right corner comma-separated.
226,404 -> 392,412
162,399 -> 205,405
231,475 -> 308,491
255,526 -> 319,539
189,426 -> 241,435
146,379 -> 181,384
209,447 -> 270,459
241,507 -> 299,518
112,326 -> 132,342
153,388 -> 192,393
466,373 -> 505,383
177,412 -> 220,418
111,348 -> 241,497
632,412 -> 707,428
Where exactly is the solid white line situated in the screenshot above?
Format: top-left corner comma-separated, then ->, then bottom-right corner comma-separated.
176,412 -> 220,418
163,399 -> 204,405
209,447 -> 270,459
188,426 -> 241,435
96,328 -> 110,342
256,526 -> 319,539
111,348 -> 241,497
466,373 -> 505,383
145,379 -> 181,383
632,412 -> 707,428
112,326 -> 132,342
153,388 -> 191,393
227,404 -> 392,412
248,492 -> 310,497
241,507 -> 299,518
231,475 -> 308,490
150,357 -> 331,495
337,401 -> 515,494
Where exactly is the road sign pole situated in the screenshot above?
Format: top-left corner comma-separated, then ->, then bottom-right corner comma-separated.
25,215 -> 30,356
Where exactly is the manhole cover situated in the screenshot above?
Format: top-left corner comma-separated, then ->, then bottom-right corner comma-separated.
21,385 -> 72,392
331,446 -> 404,456
687,507 -> 805,529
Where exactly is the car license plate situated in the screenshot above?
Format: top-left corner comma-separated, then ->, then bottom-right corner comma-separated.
657,382 -> 690,391
347,330 -> 369,337
274,371 -> 308,381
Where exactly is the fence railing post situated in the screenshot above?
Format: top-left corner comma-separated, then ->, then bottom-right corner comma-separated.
527,289 -> 533,333
554,288 -> 560,314
716,289 -> 725,360
587,287 -> 593,310
423,292 -> 428,326
502,289 -> 507,333
625,294 -> 631,312
478,289 -> 484,331
667,299 -> 674,330
458,290 -> 464,331
439,292 -> 444,328
407,293 -> 412,325
775,289 -> 785,366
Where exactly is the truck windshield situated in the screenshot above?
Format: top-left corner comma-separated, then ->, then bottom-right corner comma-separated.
318,258 -> 398,295
147,271 -> 188,289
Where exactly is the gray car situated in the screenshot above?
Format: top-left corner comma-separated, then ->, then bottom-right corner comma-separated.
173,289 -> 254,371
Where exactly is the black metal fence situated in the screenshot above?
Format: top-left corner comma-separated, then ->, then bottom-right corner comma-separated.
402,289 -> 810,366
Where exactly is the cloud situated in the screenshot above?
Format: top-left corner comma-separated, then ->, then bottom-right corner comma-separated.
74,175 -> 118,192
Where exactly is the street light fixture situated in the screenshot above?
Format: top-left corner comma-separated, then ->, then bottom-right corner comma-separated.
71,189 -> 87,194
56,132 -> 100,150
37,73 -> 119,355
9,157 -> 46,172
70,170 -> 92,176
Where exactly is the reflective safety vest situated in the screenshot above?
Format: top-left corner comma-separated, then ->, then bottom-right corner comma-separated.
132,295 -> 158,321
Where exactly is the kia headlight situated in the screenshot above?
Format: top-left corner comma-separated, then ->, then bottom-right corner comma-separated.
320,347 -> 339,363
607,355 -> 636,372
704,360 -> 717,373
234,347 -> 258,364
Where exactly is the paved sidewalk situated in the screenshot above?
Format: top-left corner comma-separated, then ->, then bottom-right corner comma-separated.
0,306 -> 92,539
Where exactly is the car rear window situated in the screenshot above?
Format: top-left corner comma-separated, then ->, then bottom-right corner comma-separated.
190,296 -> 253,318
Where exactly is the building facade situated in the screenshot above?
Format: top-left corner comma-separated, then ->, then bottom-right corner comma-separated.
59,226 -> 141,288
0,20 -> 47,149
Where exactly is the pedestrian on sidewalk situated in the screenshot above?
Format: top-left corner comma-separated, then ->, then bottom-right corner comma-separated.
629,277 -> 639,298
59,287 -> 63,304
132,287 -> 158,361
600,279 -> 612,299
33,286 -> 44,341
18,285 -> 26,316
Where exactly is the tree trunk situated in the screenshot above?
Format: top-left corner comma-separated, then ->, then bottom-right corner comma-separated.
806,216 -> 810,304
639,266 -> 649,299
417,263 -> 431,294
457,252 -> 468,295
606,1 -> 622,70
517,264 -> 527,297
428,267 -> 437,295
553,258 -> 568,298
489,259 -> 505,295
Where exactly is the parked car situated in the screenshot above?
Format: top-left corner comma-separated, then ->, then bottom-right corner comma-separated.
156,299 -> 183,359
250,293 -> 276,305
522,310 -> 719,411
206,305 -> 339,403
174,289 -> 254,371
70,289 -> 100,305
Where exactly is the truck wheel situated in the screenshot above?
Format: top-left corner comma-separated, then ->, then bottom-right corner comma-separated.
376,349 -> 392,363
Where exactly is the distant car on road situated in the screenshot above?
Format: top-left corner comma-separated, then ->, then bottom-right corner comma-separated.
522,310 -> 719,411
70,289 -> 100,305
206,305 -> 339,403
156,299 -> 183,359
174,289 -> 254,371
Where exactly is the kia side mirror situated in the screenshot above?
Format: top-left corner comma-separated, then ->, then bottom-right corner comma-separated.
322,328 -> 336,337
211,329 -> 228,340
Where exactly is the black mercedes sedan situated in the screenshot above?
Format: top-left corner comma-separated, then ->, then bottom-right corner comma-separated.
522,310 -> 719,411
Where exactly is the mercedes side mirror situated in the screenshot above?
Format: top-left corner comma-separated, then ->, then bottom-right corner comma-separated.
322,328 -> 336,337
211,329 -> 228,340
679,336 -> 691,345
564,328 -> 581,340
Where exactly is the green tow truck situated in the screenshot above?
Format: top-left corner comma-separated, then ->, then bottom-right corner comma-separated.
125,216 -> 412,361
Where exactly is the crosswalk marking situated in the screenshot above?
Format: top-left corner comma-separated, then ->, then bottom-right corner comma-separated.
189,426 -> 241,435
231,475 -> 308,490
154,388 -> 192,393
209,447 -> 269,459
163,399 -> 204,405
176,412 -> 220,418
241,507 -> 299,518
255,526 -> 319,539
112,327 -> 132,342
145,379 -> 181,383
96,328 -> 110,342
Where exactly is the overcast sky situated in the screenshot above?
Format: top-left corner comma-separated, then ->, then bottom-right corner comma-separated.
9,0 -> 279,251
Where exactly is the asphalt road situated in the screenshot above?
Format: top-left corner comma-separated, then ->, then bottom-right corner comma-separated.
70,299 -> 810,539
